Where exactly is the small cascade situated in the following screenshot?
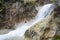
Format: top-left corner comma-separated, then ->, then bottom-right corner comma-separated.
0,4 -> 55,40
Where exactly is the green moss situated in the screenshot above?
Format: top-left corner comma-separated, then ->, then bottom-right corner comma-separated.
50,0 -> 57,3
53,35 -> 60,40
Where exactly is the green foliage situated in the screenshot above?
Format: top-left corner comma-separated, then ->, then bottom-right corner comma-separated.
50,0 -> 55,2
0,0 -> 3,3
0,0 -> 3,12
54,35 -> 60,40
23,0 -> 36,5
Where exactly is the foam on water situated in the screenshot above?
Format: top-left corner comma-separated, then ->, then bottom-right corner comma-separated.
0,4 -> 55,40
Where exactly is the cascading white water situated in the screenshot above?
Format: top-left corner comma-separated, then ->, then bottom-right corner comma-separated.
0,4 -> 55,40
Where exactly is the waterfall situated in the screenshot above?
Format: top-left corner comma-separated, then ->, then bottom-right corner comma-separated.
0,4 -> 55,40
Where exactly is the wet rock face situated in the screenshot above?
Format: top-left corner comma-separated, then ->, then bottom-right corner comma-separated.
25,30 -> 37,38
54,6 -> 60,36
0,1 -> 37,29
24,5 -> 60,40
0,0 -> 54,29
24,12 -> 58,40
54,6 -> 60,18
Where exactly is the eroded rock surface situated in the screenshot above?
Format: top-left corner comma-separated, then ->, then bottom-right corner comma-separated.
0,0 -> 60,40
24,12 -> 58,40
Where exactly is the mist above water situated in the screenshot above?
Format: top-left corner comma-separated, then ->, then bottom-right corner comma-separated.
0,4 -> 55,40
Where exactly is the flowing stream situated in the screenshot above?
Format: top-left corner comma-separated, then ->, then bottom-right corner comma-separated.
0,4 -> 55,40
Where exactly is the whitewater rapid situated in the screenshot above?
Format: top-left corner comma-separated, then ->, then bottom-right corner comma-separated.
0,4 -> 55,40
